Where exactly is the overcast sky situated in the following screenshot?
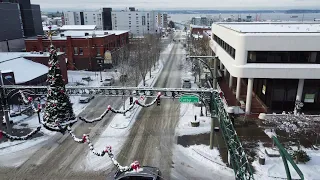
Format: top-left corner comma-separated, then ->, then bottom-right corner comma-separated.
31,0 -> 320,10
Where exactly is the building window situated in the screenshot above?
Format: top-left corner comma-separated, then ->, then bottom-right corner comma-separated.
97,49 -> 101,56
247,51 -> 320,64
213,34 -> 236,59
79,48 -> 83,55
142,16 -> 146,26
74,47 -> 78,55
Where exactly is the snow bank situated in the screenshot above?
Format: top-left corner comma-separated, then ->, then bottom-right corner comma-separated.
171,144 -> 234,180
253,143 -> 320,180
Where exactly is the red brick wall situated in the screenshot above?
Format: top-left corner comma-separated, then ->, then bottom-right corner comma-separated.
25,32 -> 129,71
191,28 -> 211,35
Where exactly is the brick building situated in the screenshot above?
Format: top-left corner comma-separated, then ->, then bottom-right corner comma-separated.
190,24 -> 211,35
25,30 -> 129,70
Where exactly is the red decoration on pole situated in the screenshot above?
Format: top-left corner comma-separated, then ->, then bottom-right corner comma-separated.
157,92 -> 162,97
131,161 -> 140,171
38,104 -> 41,110
107,105 -> 111,110
104,146 -> 112,153
135,99 -> 139,104
28,97 -> 33,102
0,130 -> 3,139
82,135 -> 87,143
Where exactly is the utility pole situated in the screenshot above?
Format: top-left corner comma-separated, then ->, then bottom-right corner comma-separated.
0,71 -> 11,133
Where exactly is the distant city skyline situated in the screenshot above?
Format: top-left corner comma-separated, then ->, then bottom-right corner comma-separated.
31,0 -> 320,11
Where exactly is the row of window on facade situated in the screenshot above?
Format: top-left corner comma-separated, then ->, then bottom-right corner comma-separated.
213,34 -> 236,59
247,51 -> 320,64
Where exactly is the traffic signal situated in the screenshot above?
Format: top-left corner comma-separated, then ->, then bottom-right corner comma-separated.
156,97 -> 160,106
130,97 -> 133,105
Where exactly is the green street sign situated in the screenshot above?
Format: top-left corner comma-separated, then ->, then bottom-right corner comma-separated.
179,95 -> 199,103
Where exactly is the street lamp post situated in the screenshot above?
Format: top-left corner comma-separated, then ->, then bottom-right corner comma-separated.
100,64 -> 103,82
186,55 -> 219,150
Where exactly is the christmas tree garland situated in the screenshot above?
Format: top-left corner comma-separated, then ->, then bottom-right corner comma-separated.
79,93 -> 162,122
67,126 -> 137,173
0,126 -> 42,141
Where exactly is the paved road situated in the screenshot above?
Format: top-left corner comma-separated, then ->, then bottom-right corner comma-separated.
0,91 -> 123,180
115,32 -> 184,180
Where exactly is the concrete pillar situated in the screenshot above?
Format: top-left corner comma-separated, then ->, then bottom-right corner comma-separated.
245,78 -> 254,114
236,77 -> 241,100
220,61 -> 223,70
229,74 -> 233,88
296,79 -> 304,102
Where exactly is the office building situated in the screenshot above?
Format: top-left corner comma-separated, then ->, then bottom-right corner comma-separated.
0,0 -> 43,52
210,22 -> 320,114
63,9 -> 105,30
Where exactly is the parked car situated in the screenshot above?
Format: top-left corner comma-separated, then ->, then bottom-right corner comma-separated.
9,110 -> 21,117
79,95 -> 94,103
182,79 -> 191,88
114,166 -> 162,180
103,77 -> 115,86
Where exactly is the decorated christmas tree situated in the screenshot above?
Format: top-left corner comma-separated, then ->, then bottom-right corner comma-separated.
43,45 -> 75,125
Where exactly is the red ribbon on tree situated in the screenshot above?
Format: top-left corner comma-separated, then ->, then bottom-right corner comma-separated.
107,105 -> 111,110
28,97 -> 33,102
0,130 -> 3,139
60,90 -> 64,93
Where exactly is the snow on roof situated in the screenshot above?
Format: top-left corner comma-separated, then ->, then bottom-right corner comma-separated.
60,25 -> 97,31
218,22 -> 320,33
0,52 -> 64,63
0,57 -> 48,84
58,30 -> 129,38
190,24 -> 211,29
43,25 -> 59,31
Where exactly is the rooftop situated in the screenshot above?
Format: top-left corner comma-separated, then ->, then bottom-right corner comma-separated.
0,53 -> 49,84
190,24 -> 211,29
0,52 -> 64,63
60,25 -> 97,31
217,22 -> 320,33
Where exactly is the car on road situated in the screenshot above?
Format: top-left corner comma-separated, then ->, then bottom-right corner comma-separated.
79,95 -> 94,103
103,77 -> 115,86
182,79 -> 191,88
114,166 -> 162,180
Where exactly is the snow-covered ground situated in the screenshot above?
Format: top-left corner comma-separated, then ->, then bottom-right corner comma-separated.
253,143 -> 320,180
171,144 -> 234,180
76,42 -> 174,171
0,70 -> 118,167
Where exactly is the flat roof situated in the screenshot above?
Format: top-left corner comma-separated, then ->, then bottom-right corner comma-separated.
60,25 -> 97,30
190,24 -> 211,29
218,22 -> 320,33
0,52 -> 64,62
0,54 -> 48,84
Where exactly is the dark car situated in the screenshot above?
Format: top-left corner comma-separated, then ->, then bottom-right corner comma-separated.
114,166 -> 161,180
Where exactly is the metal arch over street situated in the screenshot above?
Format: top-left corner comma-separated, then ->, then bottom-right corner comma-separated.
1,85 -> 254,179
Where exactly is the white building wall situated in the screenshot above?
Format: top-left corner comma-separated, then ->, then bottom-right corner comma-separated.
211,23 -> 320,79
112,11 -> 159,36
64,10 -> 103,29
